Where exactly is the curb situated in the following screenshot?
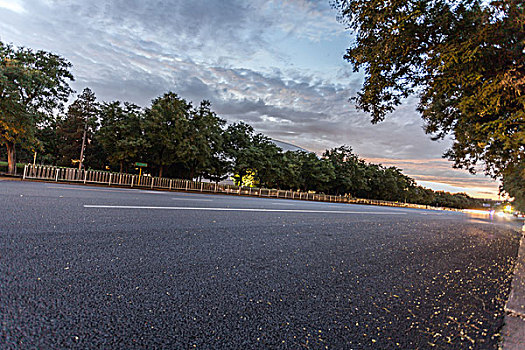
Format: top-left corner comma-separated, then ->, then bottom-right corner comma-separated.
501,223 -> 525,349
0,176 -> 22,181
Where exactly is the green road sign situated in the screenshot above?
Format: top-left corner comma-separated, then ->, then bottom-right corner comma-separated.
135,162 -> 147,167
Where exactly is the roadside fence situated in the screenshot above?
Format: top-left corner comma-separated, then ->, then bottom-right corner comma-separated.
22,164 -> 444,210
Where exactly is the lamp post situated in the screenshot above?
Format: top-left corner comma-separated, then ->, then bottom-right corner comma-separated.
78,117 -> 88,171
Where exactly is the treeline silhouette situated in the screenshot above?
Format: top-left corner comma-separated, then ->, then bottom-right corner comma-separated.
2,88 -> 488,209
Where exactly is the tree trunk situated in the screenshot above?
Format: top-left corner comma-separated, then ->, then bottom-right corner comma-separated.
119,161 -> 123,174
6,142 -> 16,175
159,165 -> 163,178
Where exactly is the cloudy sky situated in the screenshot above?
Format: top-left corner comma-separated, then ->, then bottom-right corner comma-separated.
0,0 -> 502,198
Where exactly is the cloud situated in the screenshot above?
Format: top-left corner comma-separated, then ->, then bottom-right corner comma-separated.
0,0 -> 25,13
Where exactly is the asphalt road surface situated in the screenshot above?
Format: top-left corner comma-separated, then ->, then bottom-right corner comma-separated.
1,181 -> 522,349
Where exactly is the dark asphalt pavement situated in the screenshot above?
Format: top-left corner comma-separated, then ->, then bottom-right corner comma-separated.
1,181 -> 522,349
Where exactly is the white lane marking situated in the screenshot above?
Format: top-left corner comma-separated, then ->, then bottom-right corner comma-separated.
271,202 -> 295,205
172,198 -> 213,202
83,205 -> 407,215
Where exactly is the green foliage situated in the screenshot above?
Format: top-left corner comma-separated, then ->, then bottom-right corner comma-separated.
236,168 -> 258,187
35,119 -> 60,165
502,160 -> 525,211
225,122 -> 274,186
0,40 -> 73,173
14,85 -> 483,209
97,101 -> 146,172
143,92 -> 192,177
185,100 -> 227,180
55,113 -> 83,166
55,88 -> 98,167
323,146 -> 367,195
333,0 -> 524,179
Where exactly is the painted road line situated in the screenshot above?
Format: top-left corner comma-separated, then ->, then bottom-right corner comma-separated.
83,205 -> 407,215
271,202 -> 295,205
140,190 -> 170,194
172,198 -> 213,202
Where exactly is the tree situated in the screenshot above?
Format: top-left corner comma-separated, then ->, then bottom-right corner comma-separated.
73,88 -> 98,170
35,119 -> 61,165
323,145 -> 367,195
186,101 -> 227,180
144,92 -> 191,177
0,41 -> 74,174
501,160 -> 525,211
55,88 -> 98,168
224,122 -> 283,187
55,113 -> 83,166
333,1 -> 524,181
98,101 -> 146,173
299,152 -> 335,193
224,122 -> 257,185
276,151 -> 304,190
248,134 -> 283,188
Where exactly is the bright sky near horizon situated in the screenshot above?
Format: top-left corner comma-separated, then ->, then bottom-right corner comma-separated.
0,0 -> 502,199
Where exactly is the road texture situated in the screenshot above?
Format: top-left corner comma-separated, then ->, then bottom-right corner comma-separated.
1,181 -> 522,349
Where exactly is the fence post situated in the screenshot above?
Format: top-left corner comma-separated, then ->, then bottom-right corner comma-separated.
151,178 -> 155,189
109,173 -> 112,186
23,165 -> 27,180
200,182 -> 203,192
185,181 -> 189,191
214,183 -> 217,192
169,179 -> 173,190
83,170 -> 87,184
131,175 -> 134,188
55,168 -> 59,182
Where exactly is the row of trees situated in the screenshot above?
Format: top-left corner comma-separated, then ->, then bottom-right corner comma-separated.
3,85 -> 485,209
0,39 -> 516,209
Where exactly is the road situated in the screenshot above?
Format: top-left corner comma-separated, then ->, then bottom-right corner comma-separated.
1,181 -> 522,349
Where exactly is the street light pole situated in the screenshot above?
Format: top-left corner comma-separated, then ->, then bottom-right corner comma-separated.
78,118 -> 88,171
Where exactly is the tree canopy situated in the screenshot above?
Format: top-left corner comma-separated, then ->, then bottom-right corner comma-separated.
333,0 -> 524,208
0,41 -> 74,174
98,101 -> 146,173
144,92 -> 192,178
6,87 -> 489,210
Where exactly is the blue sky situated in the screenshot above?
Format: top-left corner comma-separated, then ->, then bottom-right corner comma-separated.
0,0 -> 502,199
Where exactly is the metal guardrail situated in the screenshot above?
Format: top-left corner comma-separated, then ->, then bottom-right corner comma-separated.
22,164 -> 442,210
